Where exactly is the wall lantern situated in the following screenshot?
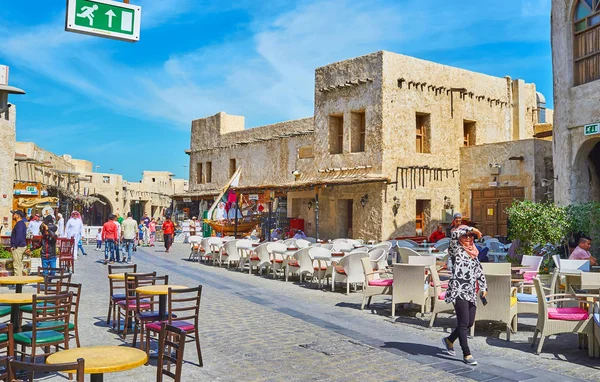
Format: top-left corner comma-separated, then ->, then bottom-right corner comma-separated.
307,199 -> 314,210
392,196 -> 401,216
360,194 -> 368,208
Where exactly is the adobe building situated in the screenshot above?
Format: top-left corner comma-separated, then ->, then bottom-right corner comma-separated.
185,51 -> 552,241
552,0 -> 600,205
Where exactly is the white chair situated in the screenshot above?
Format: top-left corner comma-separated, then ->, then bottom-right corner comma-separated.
396,240 -> 416,249
397,247 -> 421,264
221,239 -> 240,268
360,257 -> 392,310
332,242 -> 353,253
428,265 -> 454,327
309,246 -> 333,287
408,256 -> 436,266
333,252 -> 369,294
287,247 -> 316,283
205,237 -> 224,265
481,262 -> 511,275
295,239 -> 311,249
552,254 -> 561,270
349,248 -> 369,255
472,274 -> 518,340
282,239 -> 296,247
268,242 -> 288,278
434,237 -> 450,246
391,264 -> 431,317
249,243 -> 271,275
521,255 -> 544,272
531,277 -> 594,355
331,238 -> 348,244
489,241 -> 504,252
321,243 -> 334,250
482,235 -> 492,242
368,247 -> 387,270
516,269 -> 560,317
559,259 -> 590,272
188,235 -> 203,261
404,239 -> 420,247
304,237 -> 317,243
236,239 -> 254,272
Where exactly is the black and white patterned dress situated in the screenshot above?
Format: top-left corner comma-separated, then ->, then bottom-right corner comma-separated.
444,227 -> 487,305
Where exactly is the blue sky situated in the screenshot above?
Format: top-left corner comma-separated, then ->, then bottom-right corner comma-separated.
0,0 -> 552,181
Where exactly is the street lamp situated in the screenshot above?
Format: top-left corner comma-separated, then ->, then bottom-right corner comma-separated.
95,166 -> 100,172
0,66 -> 26,115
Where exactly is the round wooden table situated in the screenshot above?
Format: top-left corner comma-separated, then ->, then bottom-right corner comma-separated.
135,285 -> 187,321
0,276 -> 44,293
0,292 -> 42,331
47,345 -> 148,382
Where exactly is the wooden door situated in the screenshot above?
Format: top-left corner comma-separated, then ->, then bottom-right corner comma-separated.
471,187 -> 525,237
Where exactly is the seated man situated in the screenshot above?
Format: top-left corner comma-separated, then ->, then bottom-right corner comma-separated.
428,224 -> 446,243
569,236 -> 598,266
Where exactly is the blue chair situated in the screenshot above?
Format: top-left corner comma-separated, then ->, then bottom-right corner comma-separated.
477,245 -> 490,263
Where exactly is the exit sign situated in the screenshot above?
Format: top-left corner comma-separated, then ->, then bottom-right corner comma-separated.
65,0 -> 141,42
584,123 -> 600,136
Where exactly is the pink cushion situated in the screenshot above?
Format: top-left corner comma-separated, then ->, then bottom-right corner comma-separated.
368,279 -> 393,287
438,291 -> 446,300
522,271 -> 538,281
547,307 -> 589,321
146,320 -> 195,332
117,300 -> 150,309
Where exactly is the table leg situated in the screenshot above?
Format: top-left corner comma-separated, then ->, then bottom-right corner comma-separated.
90,373 -> 104,382
158,295 -> 167,321
10,304 -> 20,332
15,284 -> 22,294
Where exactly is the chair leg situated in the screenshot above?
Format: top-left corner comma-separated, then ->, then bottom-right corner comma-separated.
346,282 -> 350,295
107,302 -> 112,325
535,331 -> 546,355
428,310 -> 436,328
74,325 -> 81,348
132,318 -> 138,346
530,328 -> 539,348
367,296 -> 372,308
361,294 -> 367,310
194,328 -> 203,367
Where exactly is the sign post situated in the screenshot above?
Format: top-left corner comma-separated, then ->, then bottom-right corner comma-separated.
584,123 -> 600,136
65,0 -> 141,42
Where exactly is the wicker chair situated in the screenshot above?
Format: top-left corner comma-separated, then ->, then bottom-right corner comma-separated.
397,247 -> 421,264
428,265 -> 453,327
359,257 -> 392,310
481,262 -> 511,274
471,274 -> 518,340
516,269 -> 560,317
391,264 -> 431,317
531,277 -> 594,355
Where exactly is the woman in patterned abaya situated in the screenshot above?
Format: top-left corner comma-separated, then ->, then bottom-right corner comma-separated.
441,225 -> 487,366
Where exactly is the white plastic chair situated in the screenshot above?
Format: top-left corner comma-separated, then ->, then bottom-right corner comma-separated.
434,241 -> 450,252
221,239 -> 240,268
309,246 -> 333,287
489,241 -> 505,252
249,242 -> 271,275
287,247 -> 316,283
520,256 -> 544,273
188,235 -> 203,261
295,239 -> 311,249
333,252 -> 369,294
205,237 -> 224,265
268,242 -> 288,278
236,239 -> 254,271
333,242 -> 353,253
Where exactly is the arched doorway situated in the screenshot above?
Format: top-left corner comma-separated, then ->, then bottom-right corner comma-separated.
572,138 -> 600,203
82,194 -> 113,226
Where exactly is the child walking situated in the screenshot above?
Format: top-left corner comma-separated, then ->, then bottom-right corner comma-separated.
96,228 -> 102,251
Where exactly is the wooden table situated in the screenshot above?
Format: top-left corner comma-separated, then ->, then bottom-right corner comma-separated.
135,285 -> 187,321
47,345 -> 148,382
107,273 -> 141,280
0,276 -> 44,293
0,292 -> 41,331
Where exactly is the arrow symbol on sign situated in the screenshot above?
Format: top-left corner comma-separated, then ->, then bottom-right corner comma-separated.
105,9 -> 116,28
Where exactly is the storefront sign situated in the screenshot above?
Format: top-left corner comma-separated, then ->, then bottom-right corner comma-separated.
249,194 -> 259,201
183,197 -> 192,203
584,123 -> 599,136
14,186 -> 38,196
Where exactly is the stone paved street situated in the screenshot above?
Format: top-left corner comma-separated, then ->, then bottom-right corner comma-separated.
9,243 -> 600,381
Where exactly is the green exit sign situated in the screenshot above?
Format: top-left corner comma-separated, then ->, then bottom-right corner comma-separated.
584,123 -> 600,136
65,0 -> 141,42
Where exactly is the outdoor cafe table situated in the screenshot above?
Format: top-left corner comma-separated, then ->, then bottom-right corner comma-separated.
0,292 -> 42,331
47,345 -> 148,382
135,285 -> 187,321
0,276 -> 44,293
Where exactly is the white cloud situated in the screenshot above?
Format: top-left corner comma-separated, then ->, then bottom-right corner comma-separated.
0,0 -> 552,131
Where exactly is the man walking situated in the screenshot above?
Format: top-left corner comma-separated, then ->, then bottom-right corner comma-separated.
10,210 -> 27,276
162,215 -> 175,253
113,215 -> 122,262
102,214 -> 119,264
121,212 -> 138,264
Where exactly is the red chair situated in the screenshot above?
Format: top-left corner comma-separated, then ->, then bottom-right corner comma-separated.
57,238 -> 75,273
